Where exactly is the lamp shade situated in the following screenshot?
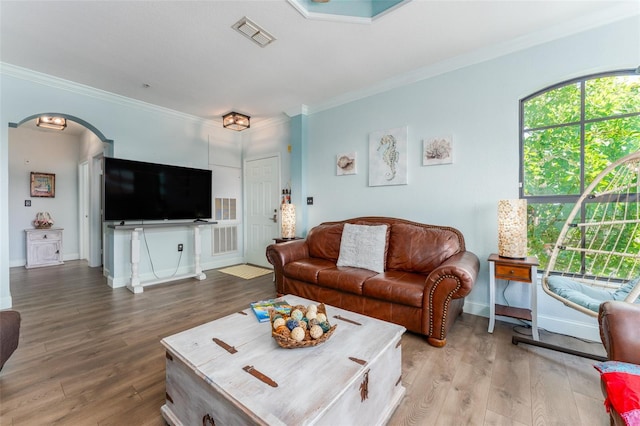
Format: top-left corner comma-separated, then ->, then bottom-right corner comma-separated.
281,204 -> 296,239
498,199 -> 527,258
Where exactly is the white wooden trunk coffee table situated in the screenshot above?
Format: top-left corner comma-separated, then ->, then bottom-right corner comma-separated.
161,294 -> 406,426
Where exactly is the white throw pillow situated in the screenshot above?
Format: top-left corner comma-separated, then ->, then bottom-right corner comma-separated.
336,223 -> 387,273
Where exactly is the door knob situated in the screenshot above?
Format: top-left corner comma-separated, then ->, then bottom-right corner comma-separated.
271,209 -> 277,223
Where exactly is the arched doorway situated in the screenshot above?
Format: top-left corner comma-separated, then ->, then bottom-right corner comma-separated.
8,113 -> 113,269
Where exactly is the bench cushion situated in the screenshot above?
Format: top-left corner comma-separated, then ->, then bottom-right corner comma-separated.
317,266 -> 378,295
284,258 -> 335,284
363,271 -> 426,308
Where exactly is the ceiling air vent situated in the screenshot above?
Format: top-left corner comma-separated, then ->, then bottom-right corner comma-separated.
232,17 -> 276,48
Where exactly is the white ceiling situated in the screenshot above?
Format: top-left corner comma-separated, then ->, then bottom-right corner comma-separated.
1,1 -> 637,127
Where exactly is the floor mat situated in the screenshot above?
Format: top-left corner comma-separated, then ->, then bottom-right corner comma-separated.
218,264 -> 273,280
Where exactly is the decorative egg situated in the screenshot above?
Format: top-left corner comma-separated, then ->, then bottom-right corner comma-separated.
307,304 -> 318,313
286,318 -> 299,330
276,325 -> 290,337
309,324 -> 323,339
290,309 -> 304,321
306,310 -> 317,321
272,313 -> 283,321
290,327 -> 305,341
298,319 -> 307,330
316,313 -> 327,323
273,317 -> 286,330
308,318 -> 319,327
319,321 -> 331,333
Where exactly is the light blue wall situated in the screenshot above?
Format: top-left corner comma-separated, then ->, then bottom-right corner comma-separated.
0,66 -> 242,307
1,16 -> 637,340
299,16 -> 639,339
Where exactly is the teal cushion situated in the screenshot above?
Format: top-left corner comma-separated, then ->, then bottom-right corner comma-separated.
547,275 -> 640,313
613,276 -> 640,302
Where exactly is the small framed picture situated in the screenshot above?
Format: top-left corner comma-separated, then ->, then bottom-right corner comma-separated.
336,152 -> 357,176
423,135 -> 453,166
30,172 -> 55,198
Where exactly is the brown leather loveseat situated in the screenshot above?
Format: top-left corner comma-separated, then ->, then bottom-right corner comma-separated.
266,217 -> 479,347
598,300 -> 640,426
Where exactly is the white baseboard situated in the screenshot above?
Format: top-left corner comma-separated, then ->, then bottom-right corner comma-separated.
106,257 -> 247,291
63,253 -> 80,261
9,259 -> 24,268
0,295 -> 13,310
201,256 -> 246,271
11,253 -> 80,268
463,300 -> 600,342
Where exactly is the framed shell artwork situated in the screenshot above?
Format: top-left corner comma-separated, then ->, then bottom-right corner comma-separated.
336,152 -> 357,176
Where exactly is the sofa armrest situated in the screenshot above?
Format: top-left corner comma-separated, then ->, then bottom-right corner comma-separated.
0,310 -> 21,371
599,300 -> 640,364
266,239 -> 309,267
426,251 -> 480,299
421,251 -> 479,346
266,240 -> 310,293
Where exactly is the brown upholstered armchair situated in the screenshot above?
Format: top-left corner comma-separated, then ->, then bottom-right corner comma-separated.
0,310 -> 21,371
598,301 -> 640,426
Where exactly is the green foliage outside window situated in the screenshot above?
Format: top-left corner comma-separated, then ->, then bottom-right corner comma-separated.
521,71 -> 640,272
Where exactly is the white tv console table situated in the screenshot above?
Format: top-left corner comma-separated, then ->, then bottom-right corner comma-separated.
108,222 -> 216,294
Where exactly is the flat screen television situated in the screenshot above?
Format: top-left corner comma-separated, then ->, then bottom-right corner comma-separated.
104,157 -> 212,222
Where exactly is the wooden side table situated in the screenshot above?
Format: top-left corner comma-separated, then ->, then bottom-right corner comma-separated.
488,253 -> 539,341
273,237 -> 302,244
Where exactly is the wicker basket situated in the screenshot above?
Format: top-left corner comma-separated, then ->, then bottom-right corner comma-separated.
270,303 -> 337,349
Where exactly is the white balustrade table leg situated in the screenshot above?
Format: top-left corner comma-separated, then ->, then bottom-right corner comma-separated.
194,226 -> 206,280
127,228 -> 144,294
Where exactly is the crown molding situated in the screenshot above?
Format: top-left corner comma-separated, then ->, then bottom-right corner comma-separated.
284,104 -> 309,118
246,113 -> 291,132
0,62 -> 220,127
306,4 -> 639,115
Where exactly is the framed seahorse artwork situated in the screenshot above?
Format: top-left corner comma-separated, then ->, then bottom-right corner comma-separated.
423,135 -> 453,166
368,126 -> 408,186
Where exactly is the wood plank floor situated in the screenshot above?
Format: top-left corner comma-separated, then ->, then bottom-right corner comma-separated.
1,261 -> 609,425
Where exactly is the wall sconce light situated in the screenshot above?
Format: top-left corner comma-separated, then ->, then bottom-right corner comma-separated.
281,203 -> 296,239
222,112 -> 250,131
36,116 -> 66,131
498,199 -> 528,259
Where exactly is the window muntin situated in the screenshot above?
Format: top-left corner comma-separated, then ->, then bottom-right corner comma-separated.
524,83 -> 581,128
523,126 -> 581,196
520,70 -> 640,271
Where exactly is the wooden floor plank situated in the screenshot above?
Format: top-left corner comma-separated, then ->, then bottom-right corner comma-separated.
1,261 -> 610,425
487,322 -> 533,426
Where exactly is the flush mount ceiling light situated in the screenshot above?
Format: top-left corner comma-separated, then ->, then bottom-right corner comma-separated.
232,17 -> 275,48
36,116 -> 66,131
222,112 -> 250,131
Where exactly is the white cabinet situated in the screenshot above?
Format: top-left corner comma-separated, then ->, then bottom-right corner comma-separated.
25,228 -> 64,269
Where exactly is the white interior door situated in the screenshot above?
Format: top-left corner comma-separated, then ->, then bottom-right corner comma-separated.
90,154 -> 103,268
78,161 -> 90,261
244,156 -> 280,267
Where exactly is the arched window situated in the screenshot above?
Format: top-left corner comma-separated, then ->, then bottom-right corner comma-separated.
520,70 -> 640,270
